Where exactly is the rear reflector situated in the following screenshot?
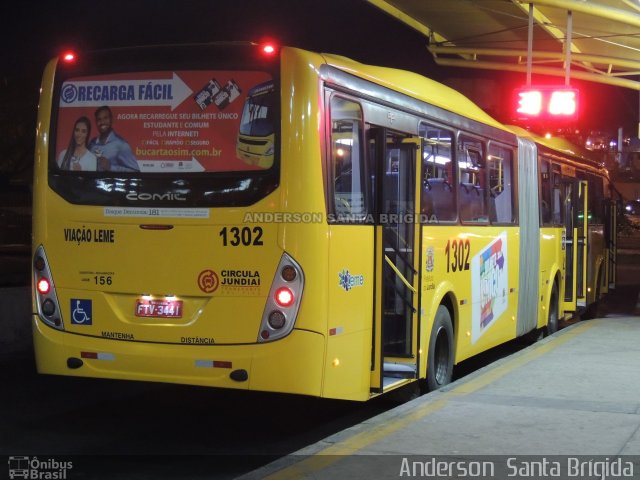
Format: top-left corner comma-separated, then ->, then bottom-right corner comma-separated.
195,360 -> 233,369
80,352 -> 115,361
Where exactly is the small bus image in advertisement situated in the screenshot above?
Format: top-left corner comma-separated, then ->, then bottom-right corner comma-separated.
236,80 -> 276,169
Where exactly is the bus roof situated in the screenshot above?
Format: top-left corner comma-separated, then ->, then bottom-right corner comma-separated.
508,125 -> 604,169
320,52 -> 510,133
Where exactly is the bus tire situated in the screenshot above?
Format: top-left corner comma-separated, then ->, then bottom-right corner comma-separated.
546,285 -> 559,335
426,305 -> 454,391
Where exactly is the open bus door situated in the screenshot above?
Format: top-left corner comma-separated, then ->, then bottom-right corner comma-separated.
576,180 -> 588,307
562,175 -> 589,312
370,133 -> 421,394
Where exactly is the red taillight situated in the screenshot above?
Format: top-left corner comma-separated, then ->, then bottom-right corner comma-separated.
37,278 -> 50,294
33,246 -> 64,330
274,287 -> 294,307
258,253 -> 304,343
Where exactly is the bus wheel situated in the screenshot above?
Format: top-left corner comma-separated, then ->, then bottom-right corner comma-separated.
427,305 -> 454,391
546,286 -> 559,335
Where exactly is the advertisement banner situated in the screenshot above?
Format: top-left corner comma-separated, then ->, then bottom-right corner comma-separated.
471,232 -> 509,343
55,70 -> 273,173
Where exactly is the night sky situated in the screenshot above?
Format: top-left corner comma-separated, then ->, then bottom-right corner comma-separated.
3,0 -> 436,84
1,0 -> 638,181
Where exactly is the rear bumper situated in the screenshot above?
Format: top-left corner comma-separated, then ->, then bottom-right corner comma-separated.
33,316 -> 325,397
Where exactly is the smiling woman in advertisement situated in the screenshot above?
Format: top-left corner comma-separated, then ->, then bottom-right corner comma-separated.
57,116 -> 97,171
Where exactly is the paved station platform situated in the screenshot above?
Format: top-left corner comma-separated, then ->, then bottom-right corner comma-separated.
241,310 -> 640,479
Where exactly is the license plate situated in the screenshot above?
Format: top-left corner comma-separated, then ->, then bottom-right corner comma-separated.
135,299 -> 183,318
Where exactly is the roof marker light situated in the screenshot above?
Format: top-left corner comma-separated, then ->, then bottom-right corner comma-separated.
62,51 -> 76,63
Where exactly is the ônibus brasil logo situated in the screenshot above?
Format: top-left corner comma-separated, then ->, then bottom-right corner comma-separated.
8,456 -> 73,479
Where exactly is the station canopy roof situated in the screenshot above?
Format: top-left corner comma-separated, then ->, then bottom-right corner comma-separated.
366,0 -> 640,90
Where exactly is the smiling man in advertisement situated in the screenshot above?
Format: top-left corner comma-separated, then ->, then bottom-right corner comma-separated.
90,105 -> 140,172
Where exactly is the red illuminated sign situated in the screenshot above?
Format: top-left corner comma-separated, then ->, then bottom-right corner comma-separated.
514,86 -> 579,122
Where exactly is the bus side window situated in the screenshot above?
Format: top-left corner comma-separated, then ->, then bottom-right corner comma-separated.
330,97 -> 367,221
458,137 -> 487,223
540,158 -> 552,225
628,152 -> 640,172
585,173 -> 603,223
419,124 -> 455,222
488,145 -> 515,224
551,164 -> 563,225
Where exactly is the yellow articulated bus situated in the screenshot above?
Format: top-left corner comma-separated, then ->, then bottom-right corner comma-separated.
32,42 -> 615,401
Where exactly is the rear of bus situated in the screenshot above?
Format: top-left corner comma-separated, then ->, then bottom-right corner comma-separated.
31,43 -> 328,396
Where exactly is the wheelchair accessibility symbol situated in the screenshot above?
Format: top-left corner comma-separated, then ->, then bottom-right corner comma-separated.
71,299 -> 92,325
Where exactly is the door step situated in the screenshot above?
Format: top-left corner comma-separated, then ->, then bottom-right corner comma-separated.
383,362 -> 416,379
